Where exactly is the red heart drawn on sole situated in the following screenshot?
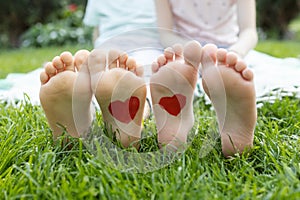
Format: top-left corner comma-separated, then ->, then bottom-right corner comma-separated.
108,96 -> 140,124
159,94 -> 186,116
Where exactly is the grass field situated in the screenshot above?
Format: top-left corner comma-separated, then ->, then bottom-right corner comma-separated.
255,40 -> 300,58
0,92 -> 300,199
0,45 -> 92,79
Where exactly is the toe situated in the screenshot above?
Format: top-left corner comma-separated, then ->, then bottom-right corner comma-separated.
164,47 -> 175,62
119,53 -> 128,69
216,48 -> 227,65
201,44 -> 218,67
88,49 -> 106,74
45,62 -> 57,77
226,52 -> 238,67
157,55 -> 167,67
126,57 -> 137,72
242,68 -> 254,81
52,56 -> 64,73
74,50 -> 90,71
172,44 -> 183,60
60,52 -> 74,71
40,71 -> 49,85
183,40 -> 202,68
108,50 -> 120,69
88,49 -> 107,93
152,61 -> 159,73
235,60 -> 247,72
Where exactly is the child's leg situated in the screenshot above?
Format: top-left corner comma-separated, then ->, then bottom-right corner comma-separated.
88,49 -> 146,149
150,41 -> 202,151
40,50 -> 93,139
201,44 -> 257,157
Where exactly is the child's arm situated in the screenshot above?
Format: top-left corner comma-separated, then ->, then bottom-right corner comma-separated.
228,0 -> 258,58
155,0 -> 190,47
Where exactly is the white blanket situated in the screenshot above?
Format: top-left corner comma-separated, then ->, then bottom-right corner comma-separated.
245,50 -> 300,99
0,68 -> 43,105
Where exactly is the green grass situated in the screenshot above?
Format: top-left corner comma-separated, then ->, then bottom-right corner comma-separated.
255,40 -> 300,58
0,45 -> 92,79
1,94 -> 300,199
255,15 -> 300,58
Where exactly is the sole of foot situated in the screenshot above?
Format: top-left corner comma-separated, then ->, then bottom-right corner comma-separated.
40,50 -> 93,140
88,49 -> 146,149
201,44 -> 257,157
150,41 -> 202,151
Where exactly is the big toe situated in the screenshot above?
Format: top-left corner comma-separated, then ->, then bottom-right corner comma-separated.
183,41 -> 202,68
74,50 -> 90,71
201,44 -> 218,67
60,52 -> 74,71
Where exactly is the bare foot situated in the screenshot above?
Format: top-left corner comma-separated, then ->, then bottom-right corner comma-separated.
201,44 -> 257,157
89,49 -> 146,148
150,41 -> 202,151
40,50 -> 93,140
